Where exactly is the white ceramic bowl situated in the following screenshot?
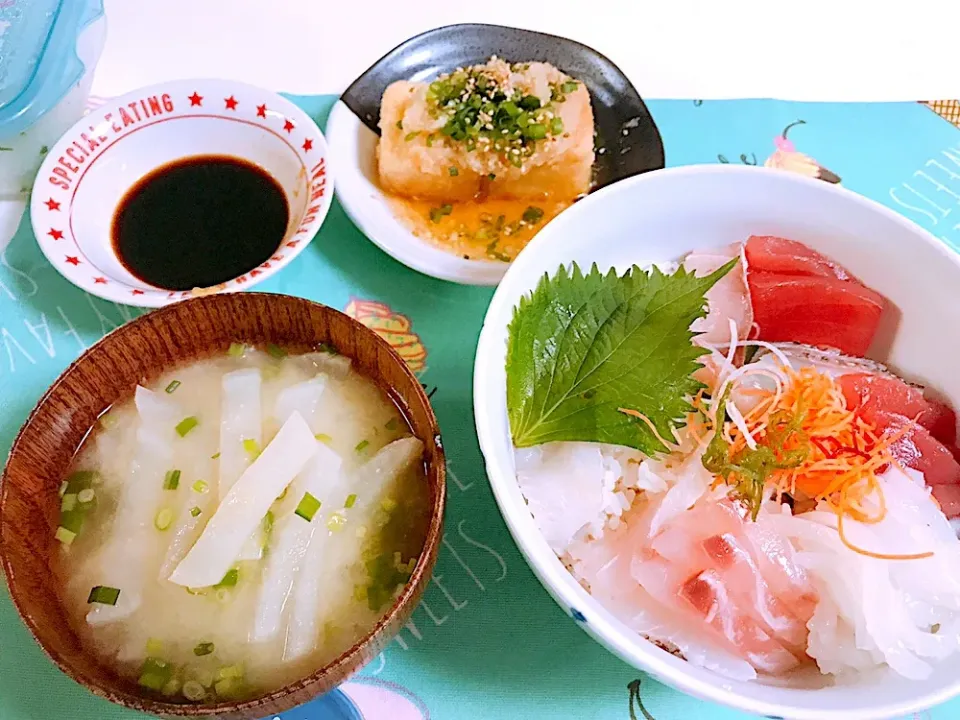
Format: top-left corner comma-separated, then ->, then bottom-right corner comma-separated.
473,164 -> 960,720
326,99 -> 506,286
30,79 -> 333,307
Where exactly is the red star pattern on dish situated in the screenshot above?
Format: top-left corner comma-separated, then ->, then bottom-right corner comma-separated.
302,138 -> 313,152
93,277 -> 107,284
48,228 -> 64,241
250,269 -> 261,277
224,95 -> 238,110
65,256 -> 80,266
44,198 -> 61,211
283,119 -> 295,133
261,262 -> 272,269
256,104 -> 267,118
286,241 -> 299,248
188,92 -> 203,107
131,289 -> 145,296
271,255 -> 284,262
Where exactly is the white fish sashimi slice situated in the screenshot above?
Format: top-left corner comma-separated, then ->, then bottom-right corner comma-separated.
88,387 -> 179,625
219,368 -> 262,501
169,412 -> 317,588
281,443 -> 349,660
253,442 -> 344,645
274,375 -> 328,430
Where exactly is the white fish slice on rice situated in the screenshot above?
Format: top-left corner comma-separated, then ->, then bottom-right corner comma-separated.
764,466 -> 960,679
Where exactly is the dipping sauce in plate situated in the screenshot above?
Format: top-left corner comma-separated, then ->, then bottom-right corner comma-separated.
112,155 -> 288,290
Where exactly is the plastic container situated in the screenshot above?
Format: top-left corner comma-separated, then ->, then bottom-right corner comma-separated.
0,0 -> 106,245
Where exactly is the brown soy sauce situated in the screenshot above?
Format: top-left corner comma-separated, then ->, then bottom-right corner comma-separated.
112,155 -> 289,291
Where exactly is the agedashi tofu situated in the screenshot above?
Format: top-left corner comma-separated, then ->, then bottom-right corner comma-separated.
377,58 -> 595,203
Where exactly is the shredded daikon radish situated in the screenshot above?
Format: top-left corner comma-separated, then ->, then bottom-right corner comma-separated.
252,442 -> 344,644
169,412 -> 317,588
88,387 -> 179,625
218,368 -> 262,501
725,399 -> 758,451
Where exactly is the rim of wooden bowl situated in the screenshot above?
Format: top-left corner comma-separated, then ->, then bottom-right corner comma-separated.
0,292 -> 446,719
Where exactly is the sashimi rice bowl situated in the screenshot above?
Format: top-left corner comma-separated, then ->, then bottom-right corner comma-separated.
473,166 -> 960,719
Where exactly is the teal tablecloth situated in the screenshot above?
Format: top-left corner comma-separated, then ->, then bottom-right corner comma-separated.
1,95 -> 958,720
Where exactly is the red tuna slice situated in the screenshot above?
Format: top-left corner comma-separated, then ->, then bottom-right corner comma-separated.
747,272 -> 885,357
929,484 -> 960,519
745,235 -> 854,280
838,373 -> 957,445
871,411 -> 960,492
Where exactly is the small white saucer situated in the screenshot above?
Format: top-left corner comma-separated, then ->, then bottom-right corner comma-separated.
325,99 -> 507,286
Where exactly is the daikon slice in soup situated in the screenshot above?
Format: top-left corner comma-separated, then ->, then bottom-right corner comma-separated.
52,345 -> 430,703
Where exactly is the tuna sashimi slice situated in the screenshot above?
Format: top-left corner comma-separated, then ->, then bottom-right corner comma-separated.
747,272 -> 885,357
870,411 -> 960,490
744,235 -> 854,281
838,373 -> 957,445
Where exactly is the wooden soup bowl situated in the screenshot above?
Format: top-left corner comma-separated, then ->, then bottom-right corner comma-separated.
0,293 -> 446,719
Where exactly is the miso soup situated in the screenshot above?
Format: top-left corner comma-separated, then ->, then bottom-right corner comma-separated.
53,345 -> 430,703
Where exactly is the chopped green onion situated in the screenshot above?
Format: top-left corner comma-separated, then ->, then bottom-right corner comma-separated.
316,342 -> 339,355
381,497 -> 398,513
189,506 -> 202,518
345,493 -> 357,509
242,438 -> 261,459
404,131 -> 420,142
395,120 -> 403,130
100,413 -> 117,429
87,585 -> 121,606
154,508 -> 173,531
161,678 -> 181,697
194,641 -> 216,656
385,418 -> 399,431
550,117 -> 564,135
210,452 -> 221,459
355,439 -> 370,453
164,380 -> 181,394
524,123 -> 547,140
488,173 -> 496,181
146,638 -> 164,656
163,469 -> 181,490
262,510 -> 275,536
327,512 -> 347,531
192,479 -> 209,494
77,488 -> 95,504
315,433 -> 332,444
58,480 -> 69,498
522,206 -> 545,225
216,567 -> 239,588
561,80 -> 579,93
266,343 -> 286,359
519,94 -> 541,110
276,486 -> 288,502
295,492 -> 322,522
61,494 -> 77,513
182,680 -> 206,701
448,166 -> 459,176
426,133 -> 435,147
214,678 -> 241,699
54,526 -> 76,546
65,470 -> 97,494
227,342 -> 245,357
216,664 -> 244,681
185,586 -> 208,596
176,416 -> 199,437
428,204 -> 453,223
138,657 -> 172,692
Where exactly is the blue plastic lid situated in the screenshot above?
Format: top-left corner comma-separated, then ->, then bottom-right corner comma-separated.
0,0 -> 105,136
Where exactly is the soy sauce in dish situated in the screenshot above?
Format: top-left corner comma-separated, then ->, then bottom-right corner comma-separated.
112,155 -> 289,291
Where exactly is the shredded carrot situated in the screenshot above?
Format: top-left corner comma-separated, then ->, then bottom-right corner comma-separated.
618,407 -> 680,451
713,364 -> 936,561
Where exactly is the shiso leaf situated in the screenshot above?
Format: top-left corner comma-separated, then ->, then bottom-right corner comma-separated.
506,260 -> 736,455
